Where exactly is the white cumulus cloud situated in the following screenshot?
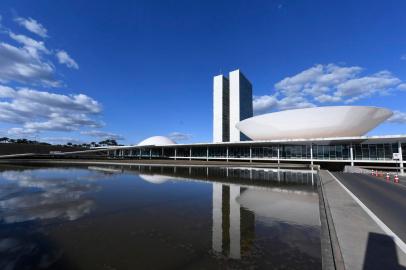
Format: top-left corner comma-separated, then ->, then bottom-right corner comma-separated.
9,32 -> 50,58
387,111 -> 406,124
0,42 -> 58,86
0,85 -> 103,134
14,17 -> 48,38
398,83 -> 406,90
253,63 -> 405,114
56,50 -> 79,69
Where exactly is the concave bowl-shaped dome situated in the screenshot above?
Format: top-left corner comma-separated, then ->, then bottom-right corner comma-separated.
138,136 -> 176,146
236,106 -> 393,141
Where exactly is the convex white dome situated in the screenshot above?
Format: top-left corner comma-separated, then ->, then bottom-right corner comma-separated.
138,136 -> 176,146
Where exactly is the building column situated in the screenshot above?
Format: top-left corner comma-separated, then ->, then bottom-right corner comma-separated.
249,146 -> 252,163
174,148 -> 177,160
206,147 -> 209,161
162,147 -> 164,158
398,141 -> 404,175
139,148 -> 141,159
149,149 -> 152,159
350,144 -> 354,166
277,146 -> 280,165
189,148 -> 192,161
226,146 -> 229,162
310,144 -> 314,166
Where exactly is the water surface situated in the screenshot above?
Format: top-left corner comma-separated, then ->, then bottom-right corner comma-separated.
0,165 -> 321,269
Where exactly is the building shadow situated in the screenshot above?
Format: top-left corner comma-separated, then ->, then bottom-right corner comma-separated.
363,232 -> 406,270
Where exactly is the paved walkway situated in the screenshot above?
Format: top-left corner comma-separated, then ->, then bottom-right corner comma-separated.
319,170 -> 406,270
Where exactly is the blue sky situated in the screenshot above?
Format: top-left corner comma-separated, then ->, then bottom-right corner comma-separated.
0,0 -> 405,144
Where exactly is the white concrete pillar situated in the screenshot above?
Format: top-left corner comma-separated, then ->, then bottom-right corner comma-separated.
398,141 -> 404,175
174,148 -> 177,160
249,146 -> 252,163
149,149 -> 152,159
229,185 -> 241,259
350,144 -> 354,166
277,146 -> 280,164
206,147 -> 209,161
226,147 -> 229,162
189,148 -> 192,161
310,144 -> 314,166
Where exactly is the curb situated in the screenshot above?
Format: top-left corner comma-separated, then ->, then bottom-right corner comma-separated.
318,170 -> 345,270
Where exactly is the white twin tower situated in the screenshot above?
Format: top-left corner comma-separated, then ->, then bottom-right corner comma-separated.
213,69 -> 253,143
213,69 -> 393,143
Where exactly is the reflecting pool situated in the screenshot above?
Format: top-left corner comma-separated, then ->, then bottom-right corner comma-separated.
0,165 -> 321,269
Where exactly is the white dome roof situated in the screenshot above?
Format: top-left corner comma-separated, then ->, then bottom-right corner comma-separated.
236,106 -> 392,141
138,136 -> 176,146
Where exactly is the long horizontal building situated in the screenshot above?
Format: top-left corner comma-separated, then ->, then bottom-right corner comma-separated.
106,69 -> 405,173
107,135 -> 405,173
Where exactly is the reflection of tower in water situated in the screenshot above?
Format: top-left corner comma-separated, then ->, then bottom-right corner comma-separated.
212,183 -> 255,259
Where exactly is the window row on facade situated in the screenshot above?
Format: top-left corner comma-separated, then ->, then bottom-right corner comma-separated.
110,143 -> 405,161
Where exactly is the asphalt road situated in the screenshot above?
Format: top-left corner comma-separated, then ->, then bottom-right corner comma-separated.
332,172 -> 406,243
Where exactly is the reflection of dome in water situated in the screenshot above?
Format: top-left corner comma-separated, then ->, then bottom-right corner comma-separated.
138,174 -> 173,184
237,188 -> 319,227
138,136 -> 176,146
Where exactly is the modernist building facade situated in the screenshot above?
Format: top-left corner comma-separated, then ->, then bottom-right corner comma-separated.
108,135 -> 405,173
105,69 -> 405,173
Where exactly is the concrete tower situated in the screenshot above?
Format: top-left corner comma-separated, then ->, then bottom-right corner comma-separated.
213,69 -> 253,142
213,75 -> 230,142
229,69 -> 253,142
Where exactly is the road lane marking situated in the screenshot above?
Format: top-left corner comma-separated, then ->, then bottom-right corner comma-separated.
328,171 -> 406,255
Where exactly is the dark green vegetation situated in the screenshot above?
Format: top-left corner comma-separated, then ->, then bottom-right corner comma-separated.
0,138 -> 119,156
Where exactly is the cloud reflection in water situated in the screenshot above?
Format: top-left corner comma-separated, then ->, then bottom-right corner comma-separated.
0,169 -> 105,224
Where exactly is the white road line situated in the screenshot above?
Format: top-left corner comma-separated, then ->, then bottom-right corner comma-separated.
327,171 -> 406,255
